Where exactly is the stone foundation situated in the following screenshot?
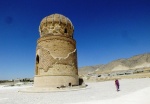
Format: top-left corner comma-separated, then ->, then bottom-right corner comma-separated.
34,75 -> 79,88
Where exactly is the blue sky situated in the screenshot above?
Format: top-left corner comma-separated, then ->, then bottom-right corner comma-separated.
0,0 -> 150,80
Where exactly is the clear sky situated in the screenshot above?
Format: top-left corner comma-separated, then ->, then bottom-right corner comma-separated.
0,0 -> 150,80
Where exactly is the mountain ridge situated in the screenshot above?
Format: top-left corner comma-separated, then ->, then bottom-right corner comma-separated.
79,53 -> 150,75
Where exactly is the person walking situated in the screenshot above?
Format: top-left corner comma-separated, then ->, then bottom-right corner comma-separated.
115,79 -> 120,91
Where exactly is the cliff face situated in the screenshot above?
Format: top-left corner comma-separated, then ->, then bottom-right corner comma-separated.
79,53 -> 150,75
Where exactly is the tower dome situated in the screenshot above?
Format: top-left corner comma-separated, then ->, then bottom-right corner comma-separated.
39,13 -> 74,38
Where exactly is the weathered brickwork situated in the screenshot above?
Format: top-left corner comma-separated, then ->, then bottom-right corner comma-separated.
34,14 -> 79,88
39,14 -> 74,38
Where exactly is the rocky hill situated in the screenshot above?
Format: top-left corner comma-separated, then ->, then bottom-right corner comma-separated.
79,53 -> 150,75
78,65 -> 104,75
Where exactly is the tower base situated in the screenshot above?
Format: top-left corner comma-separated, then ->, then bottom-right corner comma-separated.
34,75 -> 79,88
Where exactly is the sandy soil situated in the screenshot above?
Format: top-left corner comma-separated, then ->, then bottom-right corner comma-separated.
0,78 -> 150,104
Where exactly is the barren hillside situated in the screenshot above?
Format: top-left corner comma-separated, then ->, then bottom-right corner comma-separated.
79,53 -> 150,75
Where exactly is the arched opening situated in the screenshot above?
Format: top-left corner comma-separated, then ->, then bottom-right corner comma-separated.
64,28 -> 67,33
36,55 -> 39,64
36,55 -> 39,75
69,82 -> 72,87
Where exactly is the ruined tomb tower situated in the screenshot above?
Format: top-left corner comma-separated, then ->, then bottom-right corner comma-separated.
34,14 -> 79,88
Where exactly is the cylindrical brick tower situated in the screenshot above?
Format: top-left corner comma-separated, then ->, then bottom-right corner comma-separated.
34,14 -> 79,88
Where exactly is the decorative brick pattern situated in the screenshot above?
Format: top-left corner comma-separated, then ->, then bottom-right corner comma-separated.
34,14 -> 79,88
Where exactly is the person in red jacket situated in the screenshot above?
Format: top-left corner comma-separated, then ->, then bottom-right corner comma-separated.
115,79 -> 120,91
